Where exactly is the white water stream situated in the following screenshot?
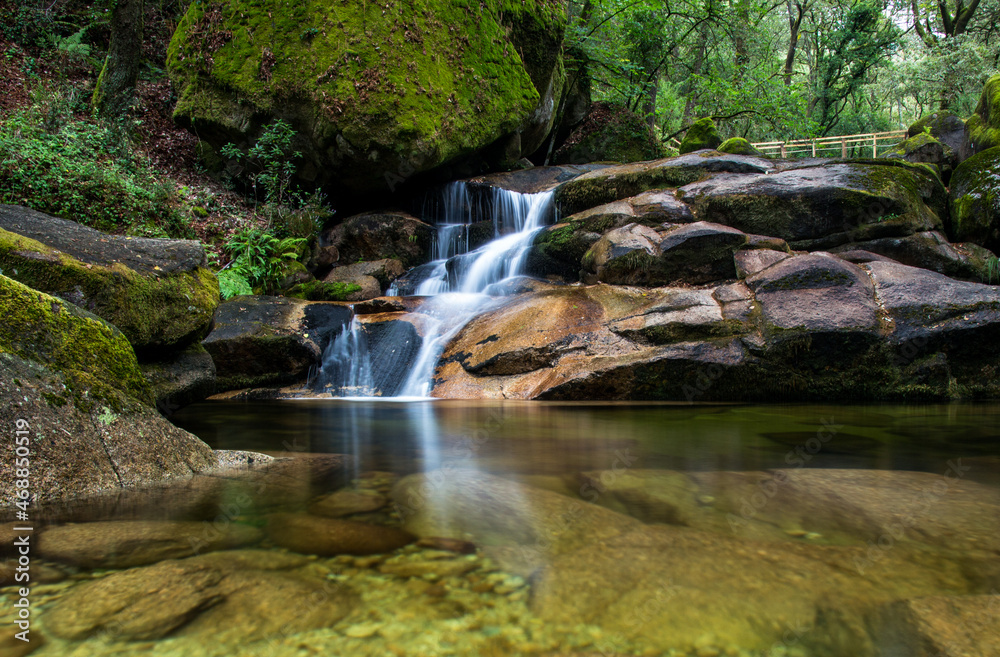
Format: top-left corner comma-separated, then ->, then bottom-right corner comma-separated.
315,183 -> 556,398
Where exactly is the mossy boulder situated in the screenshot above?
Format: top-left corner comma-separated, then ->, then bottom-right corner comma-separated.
965,74 -> 1000,156
947,146 -> 1000,252
0,276 -> 222,505
554,152 -> 773,216
0,205 -> 219,356
907,110 -> 966,158
717,138 -> 764,157
678,160 -> 947,249
203,296 -> 352,391
881,133 -> 952,178
321,212 -> 434,270
678,118 -> 722,155
553,102 -> 665,165
0,275 -> 152,409
166,0 -> 567,200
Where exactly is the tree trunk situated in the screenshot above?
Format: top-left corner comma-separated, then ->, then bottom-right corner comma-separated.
682,29 -> 708,124
783,0 -> 804,86
93,0 -> 144,117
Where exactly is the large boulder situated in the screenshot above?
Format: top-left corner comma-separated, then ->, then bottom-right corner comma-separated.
139,343 -> 217,414
203,296 -> 352,391
321,211 -> 434,270
581,221 -> 747,286
553,102 -> 665,165
0,276 -> 221,505
678,117 -> 722,154
0,205 -> 219,355
427,255 -> 1000,400
907,110 -> 966,157
678,161 -> 947,249
881,132 -> 952,178
947,146 -> 1000,252
965,73 -> 1000,155
166,0 -> 567,199
527,189 -> 696,281
554,151 -> 774,216
832,231 -> 996,283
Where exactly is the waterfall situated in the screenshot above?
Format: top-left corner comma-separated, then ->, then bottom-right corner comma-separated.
320,182 -> 556,398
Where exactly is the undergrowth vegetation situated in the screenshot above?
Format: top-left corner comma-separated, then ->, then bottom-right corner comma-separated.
0,84 -> 190,237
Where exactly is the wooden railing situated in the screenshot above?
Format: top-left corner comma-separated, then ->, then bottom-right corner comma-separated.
751,130 -> 907,158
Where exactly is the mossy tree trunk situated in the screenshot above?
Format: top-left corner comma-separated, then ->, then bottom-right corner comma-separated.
93,0 -> 144,117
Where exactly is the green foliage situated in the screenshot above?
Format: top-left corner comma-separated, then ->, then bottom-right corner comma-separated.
218,226 -> 308,299
0,85 -> 190,237
220,119 -> 301,210
985,255 -> 1000,284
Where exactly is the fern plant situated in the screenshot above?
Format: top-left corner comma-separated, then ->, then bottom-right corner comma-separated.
218,227 -> 307,299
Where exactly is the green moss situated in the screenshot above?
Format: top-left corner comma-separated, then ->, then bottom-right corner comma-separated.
0,275 -> 153,410
554,102 -> 665,164
967,74 -> 1000,153
286,280 -> 362,301
167,0 -> 565,184
907,110 -> 963,138
948,146 -> 1000,249
882,132 -> 940,158
0,229 -> 220,353
717,138 -> 763,157
679,118 -> 722,155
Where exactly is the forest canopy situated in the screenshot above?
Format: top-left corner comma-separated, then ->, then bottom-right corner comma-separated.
567,0 -> 999,142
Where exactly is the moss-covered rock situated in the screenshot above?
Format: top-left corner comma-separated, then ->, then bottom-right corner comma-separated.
0,275 -> 152,410
679,118 -> 722,155
286,280 -> 364,302
881,132 -> 952,178
965,74 -> 1000,156
0,205 -> 219,355
166,0 -> 567,199
717,138 -> 764,157
907,110 -> 966,158
679,160 -> 947,249
321,212 -> 433,270
553,102 -> 665,165
947,146 -> 1000,251
554,152 -> 773,216
0,276 -> 225,505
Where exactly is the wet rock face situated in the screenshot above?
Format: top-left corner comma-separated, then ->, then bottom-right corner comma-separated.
202,296 -> 351,392
0,205 -> 219,355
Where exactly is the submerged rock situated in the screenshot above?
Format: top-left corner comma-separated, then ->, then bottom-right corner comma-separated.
308,488 -> 388,517
44,553 -> 356,642
873,595 -> 1000,657
0,205 -> 219,355
266,513 -> 415,556
37,520 -> 263,568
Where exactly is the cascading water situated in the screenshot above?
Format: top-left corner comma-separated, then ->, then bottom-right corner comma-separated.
314,182 -> 556,398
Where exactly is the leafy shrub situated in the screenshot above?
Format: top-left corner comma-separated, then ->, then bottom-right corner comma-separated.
0,85 -> 189,237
